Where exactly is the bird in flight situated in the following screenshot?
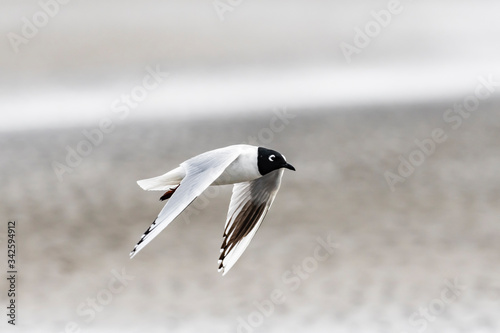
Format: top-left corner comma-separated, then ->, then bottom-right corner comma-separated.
130,144 -> 295,275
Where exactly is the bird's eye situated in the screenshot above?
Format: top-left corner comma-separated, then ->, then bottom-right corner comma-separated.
269,155 -> 276,162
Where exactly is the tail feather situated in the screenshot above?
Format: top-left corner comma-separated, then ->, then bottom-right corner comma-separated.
137,167 -> 185,191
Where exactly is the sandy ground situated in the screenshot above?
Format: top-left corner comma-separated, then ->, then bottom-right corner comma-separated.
1,105 -> 500,333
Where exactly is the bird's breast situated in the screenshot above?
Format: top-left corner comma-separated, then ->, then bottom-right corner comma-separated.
212,148 -> 261,185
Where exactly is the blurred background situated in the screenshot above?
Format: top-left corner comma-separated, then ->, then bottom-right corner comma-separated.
1,0 -> 500,332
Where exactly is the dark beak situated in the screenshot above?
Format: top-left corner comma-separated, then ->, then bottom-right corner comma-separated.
284,163 -> 296,171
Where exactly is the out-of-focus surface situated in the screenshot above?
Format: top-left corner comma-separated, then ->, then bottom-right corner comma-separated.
1,107 -> 500,332
1,0 -> 500,130
1,0 -> 500,332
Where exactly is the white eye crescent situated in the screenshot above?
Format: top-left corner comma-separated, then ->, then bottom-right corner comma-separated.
269,155 -> 276,162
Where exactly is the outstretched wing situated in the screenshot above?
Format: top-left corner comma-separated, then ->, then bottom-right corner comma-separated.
219,169 -> 284,275
130,147 -> 242,258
